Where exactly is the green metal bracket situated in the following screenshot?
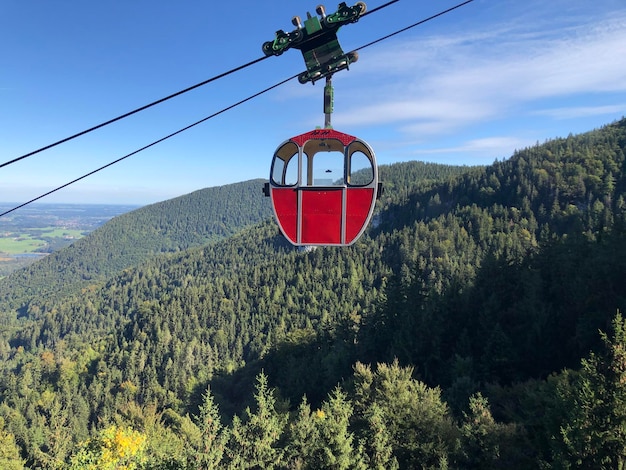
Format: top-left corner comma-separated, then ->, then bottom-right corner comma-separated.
304,13 -> 322,35
323,2 -> 366,26
262,2 -> 366,84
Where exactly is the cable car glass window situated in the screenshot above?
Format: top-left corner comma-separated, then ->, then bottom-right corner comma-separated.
310,151 -> 344,185
347,142 -> 374,186
271,142 -> 298,186
303,138 -> 345,186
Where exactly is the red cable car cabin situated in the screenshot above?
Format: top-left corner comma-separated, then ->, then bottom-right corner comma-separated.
267,128 -> 378,246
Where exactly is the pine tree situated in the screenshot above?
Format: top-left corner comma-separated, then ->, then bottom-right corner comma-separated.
459,393 -> 507,468
316,387 -> 363,470
352,360 -> 456,468
365,403 -> 399,470
194,387 -> 228,469
284,396 -> 320,469
0,417 -> 25,470
226,372 -> 286,469
556,311 -> 626,468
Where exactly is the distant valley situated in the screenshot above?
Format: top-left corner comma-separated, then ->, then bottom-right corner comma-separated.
0,203 -> 138,276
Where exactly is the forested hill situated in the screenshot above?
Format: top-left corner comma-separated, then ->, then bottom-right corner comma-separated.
378,124 -> 625,239
0,162 -> 471,317
0,179 -> 273,307
1,119 -> 626,468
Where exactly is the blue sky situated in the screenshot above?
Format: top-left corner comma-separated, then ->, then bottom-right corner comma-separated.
1,0 -> 625,206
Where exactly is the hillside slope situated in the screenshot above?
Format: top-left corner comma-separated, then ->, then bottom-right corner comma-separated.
0,179 -> 272,308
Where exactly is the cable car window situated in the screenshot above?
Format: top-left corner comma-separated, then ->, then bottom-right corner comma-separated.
271,141 -> 299,186
347,141 -> 374,186
303,138 -> 345,186
310,151 -> 344,185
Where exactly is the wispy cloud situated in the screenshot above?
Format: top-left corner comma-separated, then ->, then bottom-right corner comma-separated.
414,136 -> 529,156
337,5 -> 626,138
534,104 -> 626,120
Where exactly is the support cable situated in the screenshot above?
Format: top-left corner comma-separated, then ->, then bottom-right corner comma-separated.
1,0 -> 477,217
0,0 -> 403,171
0,55 -> 271,170
361,0 -> 401,18
0,74 -> 299,217
354,0 -> 474,53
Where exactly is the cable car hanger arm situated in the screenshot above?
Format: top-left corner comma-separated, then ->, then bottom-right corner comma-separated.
262,2 -> 366,85
262,2 -> 366,57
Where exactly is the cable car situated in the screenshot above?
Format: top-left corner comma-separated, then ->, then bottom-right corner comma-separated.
262,2 -> 380,246
264,128 -> 378,246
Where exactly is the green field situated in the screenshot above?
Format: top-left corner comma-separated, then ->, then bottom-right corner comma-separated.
0,228 -> 85,255
0,202 -> 135,277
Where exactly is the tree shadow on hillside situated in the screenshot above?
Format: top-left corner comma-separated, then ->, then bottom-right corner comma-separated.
190,326 -> 357,420
190,229 -> 626,421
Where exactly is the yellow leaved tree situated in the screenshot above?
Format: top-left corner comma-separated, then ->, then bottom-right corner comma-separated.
69,425 -> 146,470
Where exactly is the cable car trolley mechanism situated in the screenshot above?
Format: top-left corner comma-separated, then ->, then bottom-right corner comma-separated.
263,2 -> 381,247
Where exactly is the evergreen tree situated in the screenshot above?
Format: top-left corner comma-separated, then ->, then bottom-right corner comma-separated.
352,361 -> 457,468
193,387 -> 228,470
315,387 -> 364,470
0,417 -> 25,470
555,311 -> 626,468
226,372 -> 286,469
284,396 -> 320,469
458,392 -> 531,468
364,403 -> 399,470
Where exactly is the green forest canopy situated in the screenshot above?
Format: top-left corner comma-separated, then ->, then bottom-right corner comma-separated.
0,118 -> 625,468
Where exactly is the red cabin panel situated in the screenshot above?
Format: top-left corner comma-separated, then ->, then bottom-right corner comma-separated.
345,188 -> 375,243
270,188 -> 298,243
291,128 -> 356,147
301,188 -> 343,245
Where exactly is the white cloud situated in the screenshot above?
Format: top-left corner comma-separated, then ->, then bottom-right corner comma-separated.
415,136 -> 528,155
335,97 -> 494,127
534,104 -> 626,120
338,7 -> 626,138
